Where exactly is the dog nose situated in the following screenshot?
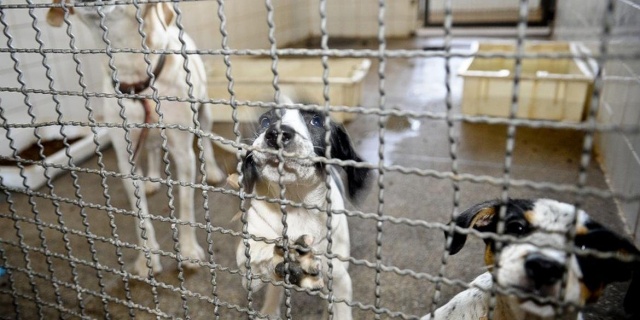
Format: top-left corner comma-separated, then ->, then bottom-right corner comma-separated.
265,125 -> 295,149
524,253 -> 565,288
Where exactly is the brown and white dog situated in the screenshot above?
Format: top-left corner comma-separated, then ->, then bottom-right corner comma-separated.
47,0 -> 226,275
236,103 -> 371,319
422,198 -> 639,320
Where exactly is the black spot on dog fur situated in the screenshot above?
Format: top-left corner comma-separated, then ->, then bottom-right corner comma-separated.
574,219 -> 640,295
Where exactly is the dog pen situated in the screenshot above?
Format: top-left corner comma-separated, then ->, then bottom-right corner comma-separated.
0,0 -> 639,319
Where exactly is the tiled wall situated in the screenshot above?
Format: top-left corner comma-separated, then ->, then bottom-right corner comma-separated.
554,0 -> 640,41
182,0 -> 419,49
181,0 -> 312,51
554,0 -> 640,244
426,0 -> 541,24
307,0 -> 418,38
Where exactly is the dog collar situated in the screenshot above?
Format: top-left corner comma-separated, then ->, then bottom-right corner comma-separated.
114,53 -> 167,94
114,54 -> 166,162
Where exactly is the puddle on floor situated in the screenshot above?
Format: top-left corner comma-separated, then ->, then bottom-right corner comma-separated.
356,114 -> 421,165
385,113 -> 421,132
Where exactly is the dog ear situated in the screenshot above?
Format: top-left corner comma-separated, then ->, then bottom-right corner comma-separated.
240,151 -> 259,194
330,124 -> 371,203
574,220 -> 640,303
47,0 -> 74,27
154,2 -> 176,30
447,199 -> 502,255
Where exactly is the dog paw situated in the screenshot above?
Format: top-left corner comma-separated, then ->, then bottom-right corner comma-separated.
180,242 -> 206,270
273,235 -> 323,290
134,253 -> 163,276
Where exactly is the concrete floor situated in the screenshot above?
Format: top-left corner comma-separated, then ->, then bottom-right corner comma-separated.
0,38 -> 633,319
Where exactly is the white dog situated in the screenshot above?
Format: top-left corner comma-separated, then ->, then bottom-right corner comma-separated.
423,198 -> 640,320
236,104 -> 371,319
47,0 -> 226,275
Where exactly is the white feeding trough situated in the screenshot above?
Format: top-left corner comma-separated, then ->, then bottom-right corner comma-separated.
0,126 -> 109,190
207,57 -> 371,123
458,41 -> 595,122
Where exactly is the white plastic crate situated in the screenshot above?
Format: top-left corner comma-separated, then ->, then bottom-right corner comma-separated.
458,41 -> 594,122
207,57 -> 371,123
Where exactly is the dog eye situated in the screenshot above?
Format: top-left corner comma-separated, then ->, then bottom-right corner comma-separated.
505,221 -> 526,235
260,117 -> 271,128
310,115 -> 322,127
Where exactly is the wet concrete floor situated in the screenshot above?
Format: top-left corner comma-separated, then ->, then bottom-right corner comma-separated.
0,38 -> 633,319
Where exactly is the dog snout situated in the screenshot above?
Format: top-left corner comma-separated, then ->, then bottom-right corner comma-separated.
524,253 -> 565,288
265,125 -> 295,149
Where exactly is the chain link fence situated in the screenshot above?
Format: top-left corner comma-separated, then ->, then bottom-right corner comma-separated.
1,0 -> 639,319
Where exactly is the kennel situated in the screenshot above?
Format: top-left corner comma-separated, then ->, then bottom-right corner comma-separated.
0,0 -> 639,319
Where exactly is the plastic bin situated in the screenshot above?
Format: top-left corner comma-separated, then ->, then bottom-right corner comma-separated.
458,41 -> 594,122
206,57 -> 371,123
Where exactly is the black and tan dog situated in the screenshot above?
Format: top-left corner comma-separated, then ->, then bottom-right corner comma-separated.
422,198 -> 639,320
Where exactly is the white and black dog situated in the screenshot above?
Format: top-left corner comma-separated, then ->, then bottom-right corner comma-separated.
236,103 -> 371,319
423,198 -> 639,320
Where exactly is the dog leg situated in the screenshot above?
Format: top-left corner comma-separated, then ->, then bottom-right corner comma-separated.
260,283 -> 284,318
235,231 -> 276,291
167,129 -> 205,269
199,104 -> 226,184
328,261 -> 353,320
110,128 -> 163,275
420,274 -> 492,320
144,142 -> 162,195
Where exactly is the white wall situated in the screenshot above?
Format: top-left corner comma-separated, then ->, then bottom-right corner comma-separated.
554,0 -> 640,244
553,0 -> 640,40
182,0 -> 419,48
428,0 -> 540,11
308,0 -> 418,38
180,0 -> 312,51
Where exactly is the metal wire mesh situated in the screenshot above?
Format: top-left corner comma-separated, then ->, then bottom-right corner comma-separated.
0,0 -> 639,319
